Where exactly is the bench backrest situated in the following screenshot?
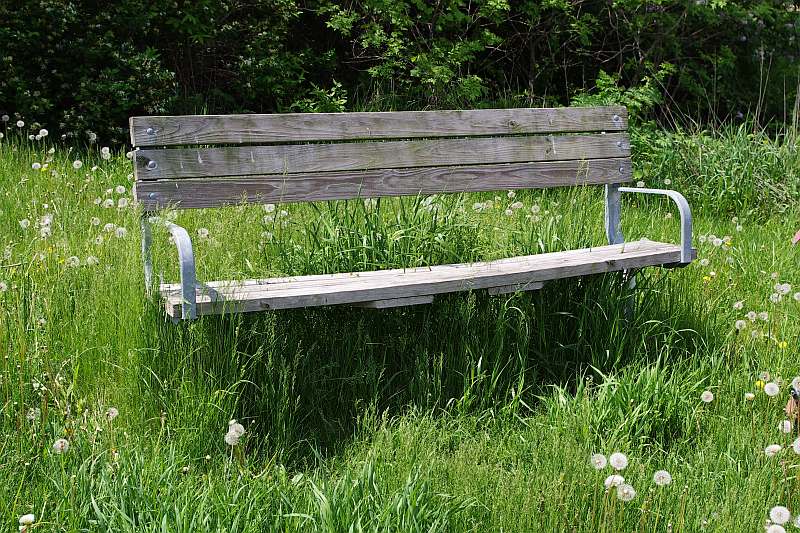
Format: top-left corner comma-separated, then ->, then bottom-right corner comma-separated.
131,106 -> 631,210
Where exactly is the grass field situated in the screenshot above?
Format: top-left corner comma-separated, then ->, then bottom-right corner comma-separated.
1,122 -> 800,532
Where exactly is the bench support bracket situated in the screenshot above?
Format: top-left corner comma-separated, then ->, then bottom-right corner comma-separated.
618,187 -> 693,264
141,214 -> 197,321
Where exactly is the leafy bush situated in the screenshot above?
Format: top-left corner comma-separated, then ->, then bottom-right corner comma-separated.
1,0 -> 799,143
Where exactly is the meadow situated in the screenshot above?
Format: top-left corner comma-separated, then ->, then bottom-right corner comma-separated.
1,120 -> 800,532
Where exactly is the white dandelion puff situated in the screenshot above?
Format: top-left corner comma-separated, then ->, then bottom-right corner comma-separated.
590,453 -> 607,470
734,320 -> 747,331
115,185 -> 126,194
16,120 -> 24,128
72,160 -> 83,169
767,525 -> 786,533
609,452 -> 628,471
616,483 -> 636,502
780,420 -> 792,433
765,444 -> 782,457
758,311 -> 769,321
653,470 -> 672,486
114,227 -> 128,239
765,382 -> 780,397
770,506 -> 791,525
604,474 -> 625,489
85,256 -> 99,266
19,218 -> 30,229
197,228 -> 209,239
102,198 -> 114,209
31,162 -> 41,170
744,392 -> 755,401
19,514 -> 35,526
792,438 -> 800,455
90,217 -> 100,226
52,438 -> 69,454
66,256 -> 80,267
701,390 -> 714,403
733,300 -> 744,310
106,407 -> 119,420
117,198 -> 129,209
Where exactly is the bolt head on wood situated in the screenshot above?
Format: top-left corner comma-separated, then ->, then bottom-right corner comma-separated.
146,127 -> 156,135
146,160 -> 158,170
612,114 -> 621,122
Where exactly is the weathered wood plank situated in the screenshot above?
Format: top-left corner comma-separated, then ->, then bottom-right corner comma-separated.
130,106 -> 628,147
487,281 -> 546,295
162,240 -> 695,318
135,158 -> 632,209
353,295 -> 435,309
134,133 -> 630,181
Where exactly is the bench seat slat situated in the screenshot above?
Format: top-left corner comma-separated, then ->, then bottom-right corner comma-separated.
130,106 -> 628,147
135,133 -> 630,180
160,240 -> 695,319
134,158 -> 632,209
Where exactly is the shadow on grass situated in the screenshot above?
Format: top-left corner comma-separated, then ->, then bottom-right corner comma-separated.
138,269 -> 724,465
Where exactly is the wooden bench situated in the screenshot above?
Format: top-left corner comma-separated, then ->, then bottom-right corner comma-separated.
130,106 -> 694,321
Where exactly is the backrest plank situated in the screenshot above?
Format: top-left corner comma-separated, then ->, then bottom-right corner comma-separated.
134,158 -> 631,209
134,133 -> 630,181
131,106 -> 627,147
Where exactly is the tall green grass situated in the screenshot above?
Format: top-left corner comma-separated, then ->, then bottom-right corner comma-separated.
1,124 -> 799,531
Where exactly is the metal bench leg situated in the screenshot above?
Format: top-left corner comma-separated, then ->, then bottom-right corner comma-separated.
140,213 -> 198,321
605,184 -> 634,319
141,213 -> 154,298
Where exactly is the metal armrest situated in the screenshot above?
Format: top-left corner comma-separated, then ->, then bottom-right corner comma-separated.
618,187 -> 693,264
141,215 -> 197,320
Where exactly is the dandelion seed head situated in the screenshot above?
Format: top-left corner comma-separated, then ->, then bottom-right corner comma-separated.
744,392 -> 755,401
106,407 -> 119,420
31,162 -> 41,170
114,227 -> 128,239
765,382 -> 780,397
765,444 -> 782,457
19,218 -> 30,229
604,474 -> 625,489
72,160 -> 83,169
102,198 -> 114,209
66,256 -> 80,267
16,120 -> 24,128
733,300 -> 744,310
770,506 -> 791,525
19,514 -> 35,526
52,438 -> 69,454
780,420 -> 792,433
590,453 -> 607,470
609,452 -> 628,471
746,311 -> 757,321
735,320 -> 747,331
616,483 -> 636,501
767,525 -> 786,533
701,390 -> 714,403
90,217 -> 100,226
85,255 -> 99,266
117,198 -> 128,208
699,258 -> 710,267
653,470 -> 672,486
197,228 -> 209,239
759,311 -> 769,322
0,281 -> 7,292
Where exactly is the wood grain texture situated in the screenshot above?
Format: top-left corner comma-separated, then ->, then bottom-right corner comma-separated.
130,106 -> 628,147
134,133 -> 630,181
134,158 -> 632,209
161,240 -> 696,318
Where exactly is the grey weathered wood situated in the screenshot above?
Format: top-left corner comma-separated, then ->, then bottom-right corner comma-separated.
134,158 -> 632,209
487,281 -> 546,295
161,240 -> 695,318
130,106 -> 628,147
353,295 -> 435,309
134,133 -> 630,181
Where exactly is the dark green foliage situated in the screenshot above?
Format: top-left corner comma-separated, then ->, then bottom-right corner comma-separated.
1,0 -> 799,143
